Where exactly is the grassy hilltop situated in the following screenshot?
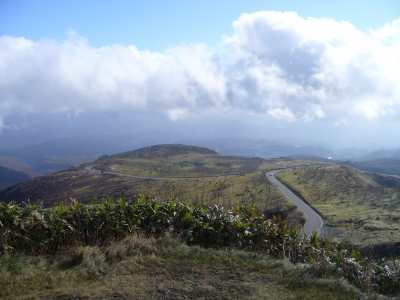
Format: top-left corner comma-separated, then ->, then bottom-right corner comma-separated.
98,143 -> 267,177
0,144 -> 306,226
276,165 -> 400,255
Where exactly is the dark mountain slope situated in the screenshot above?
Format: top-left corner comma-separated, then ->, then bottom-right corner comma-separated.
0,166 -> 32,190
341,158 -> 400,176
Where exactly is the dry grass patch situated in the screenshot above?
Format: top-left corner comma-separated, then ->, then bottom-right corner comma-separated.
0,234 -> 365,300
275,165 -> 400,254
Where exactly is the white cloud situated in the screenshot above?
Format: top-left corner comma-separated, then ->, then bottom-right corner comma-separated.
354,97 -> 395,120
167,108 -> 188,121
302,106 -> 325,122
370,18 -> 400,46
0,12 -> 400,128
334,118 -> 349,127
267,107 -> 297,122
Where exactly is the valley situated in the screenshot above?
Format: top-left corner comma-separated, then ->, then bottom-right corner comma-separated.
1,144 -> 400,299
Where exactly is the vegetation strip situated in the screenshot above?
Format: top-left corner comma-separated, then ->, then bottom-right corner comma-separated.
1,197 -> 399,296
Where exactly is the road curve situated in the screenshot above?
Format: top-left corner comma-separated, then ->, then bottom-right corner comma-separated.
84,165 -> 326,236
266,170 -> 324,236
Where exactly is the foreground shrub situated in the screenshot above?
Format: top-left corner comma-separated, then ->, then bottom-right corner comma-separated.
0,197 -> 399,295
0,198 -> 300,256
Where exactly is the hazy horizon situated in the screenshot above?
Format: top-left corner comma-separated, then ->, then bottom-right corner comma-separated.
1,1 -> 400,150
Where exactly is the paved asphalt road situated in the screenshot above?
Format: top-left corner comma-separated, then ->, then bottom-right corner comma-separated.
266,170 -> 324,236
84,165 -> 339,237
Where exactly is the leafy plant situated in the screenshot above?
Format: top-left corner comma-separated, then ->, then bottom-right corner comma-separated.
1,198 -> 399,295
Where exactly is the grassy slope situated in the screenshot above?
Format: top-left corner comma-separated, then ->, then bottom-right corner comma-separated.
0,145 -> 396,299
0,168 -> 296,215
275,165 -> 400,254
99,144 -> 266,178
0,235 -> 361,300
0,146 -> 307,227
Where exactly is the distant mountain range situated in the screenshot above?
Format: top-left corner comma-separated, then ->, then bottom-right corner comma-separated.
1,134 -> 400,189
339,158 -> 400,176
3,143 -> 400,208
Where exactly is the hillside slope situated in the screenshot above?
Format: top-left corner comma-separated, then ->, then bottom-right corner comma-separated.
275,165 -> 400,255
342,158 -> 400,176
0,166 -> 32,190
0,156 -> 41,178
0,145 -> 292,215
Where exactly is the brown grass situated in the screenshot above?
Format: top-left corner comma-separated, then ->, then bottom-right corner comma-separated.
0,234 -> 365,300
275,165 -> 400,255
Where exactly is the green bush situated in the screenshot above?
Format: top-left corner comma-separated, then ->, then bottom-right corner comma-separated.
0,197 -> 399,295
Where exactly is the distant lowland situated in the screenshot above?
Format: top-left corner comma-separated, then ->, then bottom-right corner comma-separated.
2,134 -> 400,190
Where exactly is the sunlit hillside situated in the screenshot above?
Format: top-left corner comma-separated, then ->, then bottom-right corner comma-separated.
276,165 -> 400,255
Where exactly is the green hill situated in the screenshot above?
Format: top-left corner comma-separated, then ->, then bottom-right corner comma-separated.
96,144 -> 266,178
1,146 -> 399,299
0,145 -> 297,222
107,144 -> 218,159
275,165 -> 400,255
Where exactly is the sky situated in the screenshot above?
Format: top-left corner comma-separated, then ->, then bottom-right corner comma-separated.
1,0 -> 400,149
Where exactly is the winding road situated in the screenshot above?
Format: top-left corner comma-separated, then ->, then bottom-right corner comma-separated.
266,170 -> 324,236
84,165 -> 335,236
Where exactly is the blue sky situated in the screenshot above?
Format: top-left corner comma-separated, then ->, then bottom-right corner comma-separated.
1,0 -> 400,149
2,0 -> 399,50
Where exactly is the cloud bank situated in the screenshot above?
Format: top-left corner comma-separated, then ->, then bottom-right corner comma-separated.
1,11 -> 400,135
